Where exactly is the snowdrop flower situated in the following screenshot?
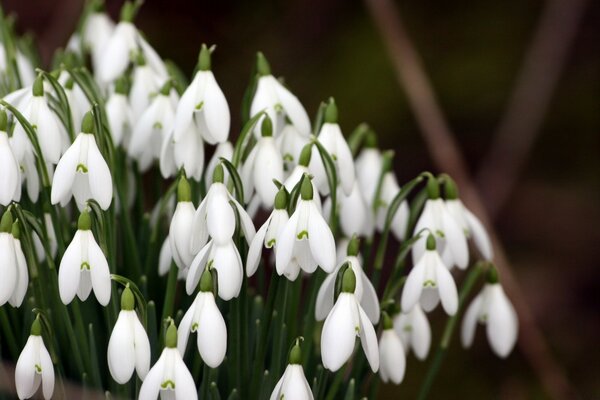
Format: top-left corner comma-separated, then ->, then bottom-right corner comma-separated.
204,141 -> 233,187
9,220 -> 29,308
169,176 -> 196,271
51,111 -> 113,210
81,8 -> 115,71
393,304 -> 431,360
246,188 -> 289,277
316,237 -> 379,324
412,176 -> 468,269
321,268 -> 379,372
402,234 -> 458,315
276,175 -> 336,279
250,52 -> 310,137
0,110 -> 21,205
309,99 -> 355,196
283,144 -> 322,212
98,2 -> 167,84
129,81 -> 176,171
12,76 -> 63,164
242,116 -> 283,208
0,212 -> 28,307
443,176 -> 494,260
461,268 -> 518,358
139,322 -> 197,400
190,164 -> 255,255
105,76 -> 134,147
355,143 -> 409,240
58,210 -> 111,305
276,123 -> 310,173
129,53 -> 163,121
178,268 -> 227,367
325,181 -> 374,238
270,339 -> 313,400
0,44 -> 35,87
379,312 -> 406,384
107,286 -> 151,383
170,46 -> 229,180
15,317 -> 54,400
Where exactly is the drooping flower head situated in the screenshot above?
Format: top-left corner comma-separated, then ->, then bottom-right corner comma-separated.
270,338 -> 314,400
378,312 -> 406,385
15,317 -> 54,400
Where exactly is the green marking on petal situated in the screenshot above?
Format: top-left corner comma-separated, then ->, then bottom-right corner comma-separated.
35,364 -> 42,373
435,230 -> 445,238
76,164 -> 88,173
153,121 -> 163,130
331,154 -> 338,161
274,103 -> 283,113
161,380 -> 176,389
283,153 -> 294,162
195,101 -> 204,111
191,322 -> 199,331
297,230 -> 308,240
81,262 -> 90,270
266,238 -> 276,248
423,279 -> 436,287
403,325 -> 413,333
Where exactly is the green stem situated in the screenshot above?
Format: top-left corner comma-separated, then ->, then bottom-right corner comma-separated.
160,263 -> 179,334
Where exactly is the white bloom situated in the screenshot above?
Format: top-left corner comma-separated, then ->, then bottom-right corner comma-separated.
15,320 -> 54,400
402,239 -> 458,315
178,271 -> 227,367
316,243 -> 379,324
270,362 -> 313,400
324,181 -> 374,238
246,190 -> 289,277
169,178 -> 196,271
158,236 -> 173,277
0,124 -> 21,205
0,213 -> 28,307
105,82 -> 134,147
276,123 -> 310,173
0,44 -> 35,87
82,11 -> 115,71
204,141 -> 233,187
11,132 -> 40,202
10,234 -> 29,308
445,198 -> 493,260
283,146 -> 322,212
276,177 -> 336,279
129,61 -> 163,122
321,269 -> 379,372
379,324 -> 406,384
139,324 -> 197,400
412,195 -> 468,270
462,280 -> 518,358
107,288 -> 151,383
51,114 -> 112,211
250,54 -> 310,137
393,304 -> 431,360
58,212 -> 111,305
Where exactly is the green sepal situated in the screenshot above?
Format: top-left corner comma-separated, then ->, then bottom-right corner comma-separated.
177,175 -> 192,202
261,115 -> 273,137
32,75 -> 44,97
324,98 -> 338,124
165,322 -> 177,348
81,111 -> 95,134
341,267 -> 356,293
198,44 -> 211,71
121,286 -> 135,311
346,235 -> 360,257
300,175 -> 313,200
274,187 -> 289,210
78,210 -> 92,231
256,52 -> 271,76
0,210 -> 14,233
426,233 -> 436,251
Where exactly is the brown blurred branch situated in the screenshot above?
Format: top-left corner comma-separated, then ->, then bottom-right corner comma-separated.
364,0 -> 575,398
476,0 -> 589,218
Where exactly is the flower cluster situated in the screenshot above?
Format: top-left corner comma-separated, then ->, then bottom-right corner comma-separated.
0,2 -> 518,399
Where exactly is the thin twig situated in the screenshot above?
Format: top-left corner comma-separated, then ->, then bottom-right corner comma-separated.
364,0 -> 575,398
476,0 -> 589,218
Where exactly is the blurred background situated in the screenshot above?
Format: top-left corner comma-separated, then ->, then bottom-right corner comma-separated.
2,0 -> 598,398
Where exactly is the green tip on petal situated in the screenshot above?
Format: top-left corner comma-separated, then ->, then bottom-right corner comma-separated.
30,316 -> 42,336
78,210 -> 92,231
261,115 -> 273,137
159,80 -> 173,96
274,187 -> 289,210
0,210 -> 14,233
486,266 -> 499,284
341,267 -> 356,293
32,75 -> 44,97
444,176 -> 459,200
134,51 -> 146,66
114,76 -> 129,95
81,111 -> 95,134
426,174 -> 440,200
426,233 -> 436,251
300,175 -> 313,201
347,235 -> 360,257
177,175 -> 192,202
213,163 -> 224,184
0,109 -> 7,132
364,129 -> 378,148
289,339 -> 303,365
324,98 -> 338,124
198,44 -> 211,71
120,1 -> 136,22
298,143 -> 312,167
11,220 -> 20,240
199,268 -> 214,292
121,286 -> 135,310
165,322 -> 177,348
256,52 -> 271,76
382,311 -> 394,330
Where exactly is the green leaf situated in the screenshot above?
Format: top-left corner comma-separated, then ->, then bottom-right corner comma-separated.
312,139 -> 338,227
347,123 -> 370,156
38,69 -> 75,141
312,101 -> 327,136
232,111 -> 265,167
219,157 -> 245,204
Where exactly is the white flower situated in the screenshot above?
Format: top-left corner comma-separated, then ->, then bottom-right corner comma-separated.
324,181 -> 374,238
316,239 -> 379,324
402,237 -> 458,315
158,236 -> 173,276
0,212 -> 28,307
169,177 -> 196,271
276,176 -> 336,279
250,53 -> 310,137
246,189 -> 290,277
321,268 -> 379,372
445,198 -> 493,260
107,287 -> 151,384
129,82 -> 176,171
276,123 -> 310,173
412,186 -> 468,269
204,141 -> 233,187
58,211 -> 111,306
105,79 -> 134,147
82,11 -> 115,71
461,277 -> 518,358
178,270 -> 227,368
129,59 -> 163,121
0,44 -> 35,87
15,319 -> 54,400
0,115 -> 21,205
241,117 -> 283,208
51,113 -> 113,211
270,341 -> 313,400
379,315 -> 406,384
393,304 -> 431,360
10,132 -> 41,202
139,323 -> 197,400
283,145 -> 322,212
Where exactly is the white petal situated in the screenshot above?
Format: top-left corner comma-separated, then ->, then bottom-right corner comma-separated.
39,340 -> 55,399
207,195 -> 236,245
33,98 -> 62,163
133,315 -> 151,380
9,240 -> 29,307
253,138 -> 283,207
98,23 -> 136,83
410,306 -> 431,360
213,241 -> 243,300
51,134 -> 82,205
379,330 -> 405,384
315,273 -> 336,321
271,77 -> 310,136
230,196 -> 256,243
275,211 -> 299,276
15,337 -> 37,399
400,258 -> 426,313
58,231 -> 82,304
87,136 -> 113,210
177,300 -> 196,356
465,208 -> 494,260
246,219 -> 269,277
461,293 -> 483,349
307,203 -> 336,273
334,132 -> 355,196
487,285 -> 518,358
201,71 -> 230,144
0,235 -> 17,305
89,235 -> 111,306
186,241 -> 212,295
196,293 -> 227,367
138,351 -> 165,400
108,311 -> 136,383
360,271 -> 380,324
174,352 -> 198,400
321,293 -> 356,372
158,237 -> 173,276
281,365 -> 314,400
436,262 -> 458,315
441,208 -> 469,269
357,304 -> 379,372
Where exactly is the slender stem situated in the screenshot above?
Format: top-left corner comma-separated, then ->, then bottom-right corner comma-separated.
160,263 -> 179,342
